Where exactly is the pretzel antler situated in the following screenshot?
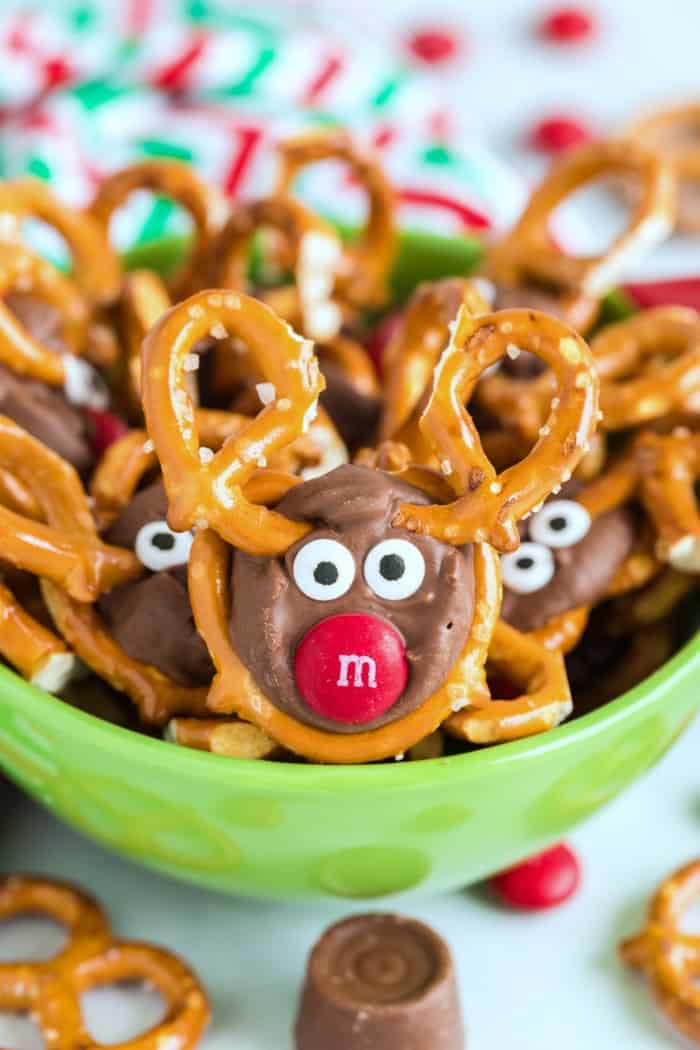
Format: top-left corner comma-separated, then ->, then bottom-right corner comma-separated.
207,194 -> 345,341
635,427 -> 700,572
276,127 -> 397,309
0,177 -> 121,306
141,291 -> 325,556
118,269 -> 172,417
379,277 -> 491,451
89,159 -> 226,298
626,103 -> 700,233
0,242 -> 90,384
393,308 -> 600,551
0,415 -> 140,599
487,139 -> 675,315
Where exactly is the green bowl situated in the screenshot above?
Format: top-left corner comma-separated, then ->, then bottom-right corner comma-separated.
0,229 -> 697,900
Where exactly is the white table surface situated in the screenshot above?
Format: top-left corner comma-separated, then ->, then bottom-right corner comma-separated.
2,0 -> 700,1046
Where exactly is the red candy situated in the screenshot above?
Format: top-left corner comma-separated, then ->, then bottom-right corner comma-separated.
624,278 -> 700,311
407,28 -> 460,65
528,115 -> 592,154
489,843 -> 582,910
84,408 -> 128,457
365,311 -> 403,374
538,7 -> 596,44
294,613 -> 408,725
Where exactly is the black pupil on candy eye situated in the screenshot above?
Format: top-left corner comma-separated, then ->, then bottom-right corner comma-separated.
549,516 -> 568,532
380,554 -> 405,581
516,556 -> 535,571
314,561 -> 338,586
152,532 -> 176,551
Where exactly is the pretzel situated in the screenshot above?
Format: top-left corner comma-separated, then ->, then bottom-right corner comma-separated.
206,194 -> 345,341
0,241 -> 92,385
0,415 -> 140,600
620,858 -> 700,1046
626,103 -> 700,233
591,307 -> 700,431
445,619 -> 572,744
379,277 -> 491,456
165,716 -> 282,759
606,566 -> 698,636
0,579 -> 78,691
118,269 -> 171,418
391,307 -> 600,552
90,409 -> 324,525
188,526 -> 501,763
634,427 -> 700,571
89,159 -> 226,298
486,140 -> 675,330
141,291 -> 326,557
0,177 -> 121,306
276,127 -> 397,310
0,875 -> 209,1048
0,467 -> 41,518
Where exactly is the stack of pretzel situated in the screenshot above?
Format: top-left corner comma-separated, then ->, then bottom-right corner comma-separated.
0,122 -> 697,767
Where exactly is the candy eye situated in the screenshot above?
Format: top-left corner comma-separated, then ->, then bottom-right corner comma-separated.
293,538 -> 355,601
364,538 -> 426,601
135,520 -> 194,572
501,542 -> 555,594
63,354 -> 109,410
529,499 -> 591,549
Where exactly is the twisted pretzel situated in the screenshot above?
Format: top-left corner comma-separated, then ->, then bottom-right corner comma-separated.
0,178 -> 121,307
634,427 -> 700,572
0,242 -> 91,387
0,415 -> 140,600
487,140 -> 675,328
207,195 -> 345,341
189,526 -> 500,763
141,291 -> 325,557
0,875 -> 209,1048
392,307 -> 600,552
591,308 -> 700,431
445,619 -> 572,743
379,277 -> 490,454
620,859 -> 700,1046
276,128 -> 397,310
89,160 -> 226,298
118,269 -> 171,418
626,103 -> 700,233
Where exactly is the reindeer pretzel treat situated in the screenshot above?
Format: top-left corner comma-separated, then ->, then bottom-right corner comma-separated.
0,875 -> 209,1048
626,103 -> 700,233
89,159 -> 226,298
142,294 -> 595,762
620,859 -> 700,1046
486,140 -> 675,331
276,127 -> 397,311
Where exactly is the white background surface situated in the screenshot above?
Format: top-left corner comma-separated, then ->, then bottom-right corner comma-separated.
2,0 -> 700,1046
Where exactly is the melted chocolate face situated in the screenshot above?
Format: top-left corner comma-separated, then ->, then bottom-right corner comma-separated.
0,295 -> 94,473
98,480 -> 214,687
500,498 -> 636,633
230,464 -> 475,734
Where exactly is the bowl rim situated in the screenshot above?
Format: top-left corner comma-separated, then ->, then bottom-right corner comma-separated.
2,629 -> 698,791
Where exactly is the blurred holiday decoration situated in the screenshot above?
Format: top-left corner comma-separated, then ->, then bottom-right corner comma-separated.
0,2 -> 524,260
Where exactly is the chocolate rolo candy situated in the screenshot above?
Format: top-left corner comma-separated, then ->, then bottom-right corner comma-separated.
295,913 -> 464,1050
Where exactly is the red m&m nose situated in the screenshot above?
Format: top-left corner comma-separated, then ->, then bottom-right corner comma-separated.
294,613 -> 408,725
